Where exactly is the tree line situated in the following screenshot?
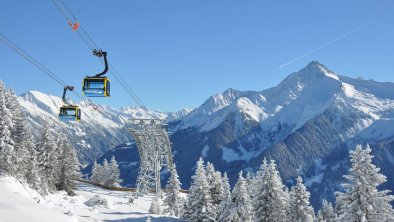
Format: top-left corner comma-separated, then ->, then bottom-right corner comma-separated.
159,144 -> 394,222
0,81 -> 79,195
90,156 -> 121,187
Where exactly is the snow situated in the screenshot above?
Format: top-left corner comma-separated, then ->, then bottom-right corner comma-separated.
358,110 -> 394,140
304,172 -> 324,187
0,176 -> 71,222
222,147 -> 240,162
322,70 -> 340,81
304,159 -> 326,187
342,83 -> 355,97
221,146 -> 256,163
201,145 -> 209,158
235,97 -> 267,122
0,176 -> 182,222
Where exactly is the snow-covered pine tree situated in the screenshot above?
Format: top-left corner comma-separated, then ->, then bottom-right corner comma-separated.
206,162 -> 226,207
3,87 -> 41,191
288,176 -> 314,222
254,160 -> 288,222
250,158 -> 267,215
317,199 -> 335,222
54,136 -> 64,187
251,158 -> 268,205
50,132 -> 61,191
102,159 -> 111,186
4,88 -> 27,178
163,165 -> 183,217
36,124 -> 58,192
24,135 -> 41,191
218,171 -> 253,222
336,144 -> 394,222
0,82 -> 15,175
149,197 -> 162,214
245,172 -> 254,194
218,171 -> 231,215
108,156 -> 121,187
90,160 -> 102,184
57,135 -> 80,195
181,158 -> 216,222
222,172 -> 231,199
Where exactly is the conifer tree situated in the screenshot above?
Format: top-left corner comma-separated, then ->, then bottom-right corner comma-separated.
22,124 -> 41,191
36,124 -> 58,192
0,82 -> 15,175
3,86 -> 40,191
25,146 -> 41,190
149,197 -> 162,214
245,172 -> 254,195
218,171 -> 253,222
251,158 -> 268,206
102,159 -> 110,186
218,171 -> 231,215
90,160 -> 100,184
206,162 -> 226,207
336,144 -> 394,222
57,135 -> 80,195
251,158 -> 267,215
163,165 -> 183,217
288,176 -> 314,222
182,158 -> 216,222
317,199 -> 336,222
222,172 -> 231,200
254,160 -> 288,222
108,156 -> 121,187
4,88 -> 26,178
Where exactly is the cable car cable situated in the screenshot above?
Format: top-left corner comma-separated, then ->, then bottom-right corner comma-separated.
53,0 -> 144,107
0,33 -> 85,101
51,0 -> 147,109
53,0 -> 145,108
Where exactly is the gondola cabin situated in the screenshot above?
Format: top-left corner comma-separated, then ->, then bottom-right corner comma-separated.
59,105 -> 81,122
82,77 -> 110,97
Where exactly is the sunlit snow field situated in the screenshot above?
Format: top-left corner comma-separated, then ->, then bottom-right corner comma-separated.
0,176 -> 182,222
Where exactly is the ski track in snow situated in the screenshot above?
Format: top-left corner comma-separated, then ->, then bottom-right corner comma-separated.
0,176 -> 183,222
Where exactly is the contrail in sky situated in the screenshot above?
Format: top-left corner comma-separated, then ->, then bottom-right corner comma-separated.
278,19 -> 376,69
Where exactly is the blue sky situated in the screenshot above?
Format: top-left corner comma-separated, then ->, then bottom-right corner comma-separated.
1,0 -> 393,111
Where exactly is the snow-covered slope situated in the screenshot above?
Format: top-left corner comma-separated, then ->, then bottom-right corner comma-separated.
18,91 -> 191,166
0,176 -> 182,222
0,176 -> 72,222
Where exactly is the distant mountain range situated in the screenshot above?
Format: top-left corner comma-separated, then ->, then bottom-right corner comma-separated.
18,90 -> 191,166
18,61 -> 394,209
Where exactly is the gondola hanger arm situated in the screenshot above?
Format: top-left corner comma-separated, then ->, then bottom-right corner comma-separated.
62,85 -> 75,104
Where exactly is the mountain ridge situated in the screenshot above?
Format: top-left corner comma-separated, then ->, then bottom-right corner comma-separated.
17,90 -> 191,166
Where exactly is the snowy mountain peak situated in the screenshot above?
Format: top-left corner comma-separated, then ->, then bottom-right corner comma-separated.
197,88 -> 253,116
176,61 -> 394,136
293,61 -> 339,82
20,90 -> 65,116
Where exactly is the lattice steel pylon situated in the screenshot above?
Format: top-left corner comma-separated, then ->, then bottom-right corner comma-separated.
129,119 -> 174,197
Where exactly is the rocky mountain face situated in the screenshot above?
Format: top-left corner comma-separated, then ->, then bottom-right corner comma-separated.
83,61 -> 394,209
